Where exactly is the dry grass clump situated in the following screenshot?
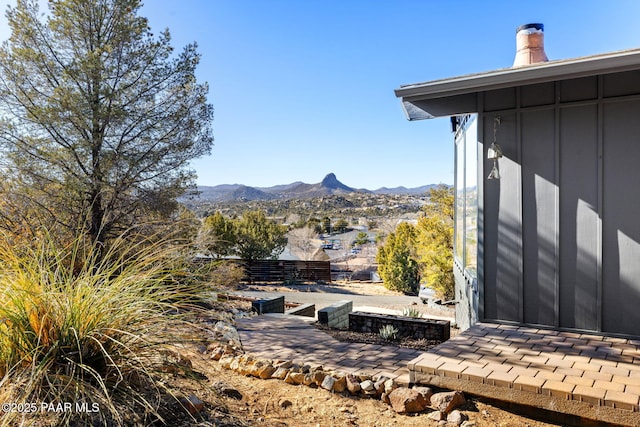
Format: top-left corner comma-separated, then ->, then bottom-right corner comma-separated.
0,233 -> 211,426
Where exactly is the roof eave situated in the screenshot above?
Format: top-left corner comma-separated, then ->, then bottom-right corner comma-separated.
395,48 -> 640,120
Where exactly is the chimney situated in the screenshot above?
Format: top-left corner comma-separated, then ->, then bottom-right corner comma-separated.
513,23 -> 548,67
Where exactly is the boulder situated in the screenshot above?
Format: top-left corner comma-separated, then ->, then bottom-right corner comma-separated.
388,388 -> 429,414
431,391 -> 466,414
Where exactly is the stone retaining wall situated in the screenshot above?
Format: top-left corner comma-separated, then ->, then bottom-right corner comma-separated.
317,300 -> 352,329
251,296 -> 285,314
349,312 -> 450,341
285,303 -> 315,317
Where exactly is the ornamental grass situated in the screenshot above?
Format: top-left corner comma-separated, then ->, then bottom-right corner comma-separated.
0,232 -> 211,426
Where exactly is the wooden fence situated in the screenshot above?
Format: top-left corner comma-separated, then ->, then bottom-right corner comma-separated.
239,260 -> 331,283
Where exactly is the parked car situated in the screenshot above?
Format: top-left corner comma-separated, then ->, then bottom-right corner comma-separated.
418,285 -> 435,304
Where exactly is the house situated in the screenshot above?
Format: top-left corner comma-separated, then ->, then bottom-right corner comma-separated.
396,23 -> 640,337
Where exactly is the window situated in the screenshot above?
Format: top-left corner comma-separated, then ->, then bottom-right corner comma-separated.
453,115 -> 478,278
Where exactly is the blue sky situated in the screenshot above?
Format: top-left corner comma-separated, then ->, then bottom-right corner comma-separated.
2,1 -> 640,189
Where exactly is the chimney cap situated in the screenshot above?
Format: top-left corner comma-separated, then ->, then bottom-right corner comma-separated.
516,23 -> 544,33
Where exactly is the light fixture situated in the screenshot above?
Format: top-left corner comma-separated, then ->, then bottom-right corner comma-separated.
487,117 -> 502,180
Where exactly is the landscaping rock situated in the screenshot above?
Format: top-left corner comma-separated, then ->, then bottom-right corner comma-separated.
303,373 -> 315,386
272,367 -> 289,380
346,374 -> 361,394
218,355 -> 234,369
258,364 -> 276,379
180,395 -> 204,415
333,375 -> 347,393
285,372 -> 305,385
384,379 -> 397,394
374,376 -> 389,392
312,370 -> 326,386
388,388 -> 429,414
279,399 -> 293,409
431,391 -> 466,414
360,380 -> 375,393
447,409 -> 467,425
412,386 -> 433,401
427,410 -> 444,421
212,381 -> 243,400
321,375 -> 336,391
276,360 -> 292,369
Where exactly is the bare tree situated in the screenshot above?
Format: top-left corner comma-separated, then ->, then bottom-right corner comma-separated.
287,226 -> 320,261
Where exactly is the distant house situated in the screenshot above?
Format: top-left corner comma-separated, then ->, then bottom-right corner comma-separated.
395,23 -> 640,337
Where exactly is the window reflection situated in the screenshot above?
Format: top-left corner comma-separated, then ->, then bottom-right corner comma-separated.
453,115 -> 478,278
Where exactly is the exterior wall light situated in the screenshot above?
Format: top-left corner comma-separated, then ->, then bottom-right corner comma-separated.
487,117 -> 502,180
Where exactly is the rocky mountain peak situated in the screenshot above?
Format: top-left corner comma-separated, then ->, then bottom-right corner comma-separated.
320,173 -> 351,191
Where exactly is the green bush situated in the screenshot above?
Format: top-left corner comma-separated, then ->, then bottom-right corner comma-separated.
376,222 -> 420,294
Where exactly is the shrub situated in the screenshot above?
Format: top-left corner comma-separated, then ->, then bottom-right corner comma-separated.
401,306 -> 422,318
376,222 -> 420,294
209,261 -> 246,290
0,232 -> 209,426
379,324 -> 399,341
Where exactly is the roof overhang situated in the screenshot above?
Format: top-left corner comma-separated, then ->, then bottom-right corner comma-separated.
395,48 -> 640,120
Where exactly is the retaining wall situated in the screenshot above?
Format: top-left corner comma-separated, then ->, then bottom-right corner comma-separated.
349,312 -> 450,341
251,296 -> 285,315
317,300 -> 352,329
285,303 -> 315,317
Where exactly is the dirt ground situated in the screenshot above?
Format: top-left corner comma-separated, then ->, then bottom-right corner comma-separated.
171,345 -> 562,427
163,283 -> 564,427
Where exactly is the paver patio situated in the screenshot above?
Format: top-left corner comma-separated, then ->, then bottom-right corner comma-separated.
235,314 -> 640,425
410,322 -> 640,426
235,313 -> 417,384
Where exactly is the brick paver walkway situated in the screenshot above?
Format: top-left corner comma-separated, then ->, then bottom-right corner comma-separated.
235,313 -> 416,384
410,322 -> 640,425
235,314 -> 640,425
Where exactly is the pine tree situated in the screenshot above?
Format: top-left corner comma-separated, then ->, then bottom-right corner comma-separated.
376,222 -> 420,293
0,0 -> 213,247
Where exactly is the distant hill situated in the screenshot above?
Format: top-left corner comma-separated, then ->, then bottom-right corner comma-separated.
372,184 -> 440,195
193,173 -> 441,202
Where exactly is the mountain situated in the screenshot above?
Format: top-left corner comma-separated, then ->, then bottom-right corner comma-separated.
372,184 -> 440,195
222,185 -> 276,201
320,173 -> 354,192
192,173 -> 437,202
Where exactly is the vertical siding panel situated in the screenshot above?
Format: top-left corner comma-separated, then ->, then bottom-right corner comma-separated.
602,100 -> 640,335
483,112 -> 521,322
559,105 -> 599,330
521,109 -> 558,325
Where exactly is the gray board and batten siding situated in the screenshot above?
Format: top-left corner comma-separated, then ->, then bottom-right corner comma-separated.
396,50 -> 640,337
